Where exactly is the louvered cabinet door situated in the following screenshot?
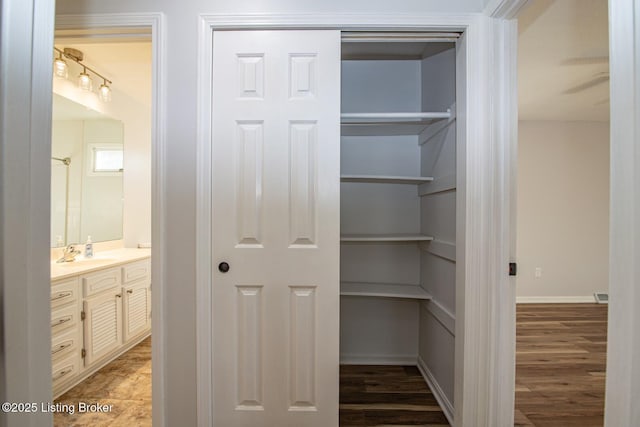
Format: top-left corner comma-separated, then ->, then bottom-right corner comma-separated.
122,281 -> 151,342
83,290 -> 122,366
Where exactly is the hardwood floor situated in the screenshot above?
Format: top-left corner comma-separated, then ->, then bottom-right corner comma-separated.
54,337 -> 151,427
51,304 -> 606,426
340,365 -> 450,426
514,303 -> 607,427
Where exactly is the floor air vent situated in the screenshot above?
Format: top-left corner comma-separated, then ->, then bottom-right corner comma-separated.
594,292 -> 609,304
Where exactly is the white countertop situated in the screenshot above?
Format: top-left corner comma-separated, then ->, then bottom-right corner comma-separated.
51,248 -> 151,282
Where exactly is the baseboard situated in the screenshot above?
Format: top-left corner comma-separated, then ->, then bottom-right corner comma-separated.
340,354 -> 417,365
516,296 -> 597,303
417,356 -> 454,426
418,356 -> 454,425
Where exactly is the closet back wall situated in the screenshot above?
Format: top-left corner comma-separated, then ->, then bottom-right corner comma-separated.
340,59 -> 424,363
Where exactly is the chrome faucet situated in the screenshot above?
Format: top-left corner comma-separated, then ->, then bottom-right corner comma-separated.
57,244 -> 81,263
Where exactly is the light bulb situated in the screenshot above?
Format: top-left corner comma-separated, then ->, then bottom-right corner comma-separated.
53,58 -> 68,78
98,83 -> 112,102
78,70 -> 93,91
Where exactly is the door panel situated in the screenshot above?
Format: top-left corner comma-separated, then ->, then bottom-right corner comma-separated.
212,30 -> 340,426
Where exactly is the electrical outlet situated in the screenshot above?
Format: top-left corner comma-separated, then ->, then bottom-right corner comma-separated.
534,267 -> 542,278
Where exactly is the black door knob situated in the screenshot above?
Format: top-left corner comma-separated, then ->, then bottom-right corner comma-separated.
218,262 -> 230,273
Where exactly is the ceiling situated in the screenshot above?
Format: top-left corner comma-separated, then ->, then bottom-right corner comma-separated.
53,9 -> 608,123
53,40 -> 152,108
518,0 -> 609,122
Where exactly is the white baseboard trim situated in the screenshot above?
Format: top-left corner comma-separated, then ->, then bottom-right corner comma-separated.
340,354 -> 417,365
516,296 -> 597,303
417,356 -> 454,426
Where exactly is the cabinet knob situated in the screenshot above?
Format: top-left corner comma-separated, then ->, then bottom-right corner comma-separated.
218,262 -> 230,273
127,289 -> 133,294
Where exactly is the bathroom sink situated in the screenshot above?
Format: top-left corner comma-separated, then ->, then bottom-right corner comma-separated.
56,257 -> 118,267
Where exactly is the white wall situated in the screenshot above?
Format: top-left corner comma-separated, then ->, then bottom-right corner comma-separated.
517,120 -> 609,299
53,2 -> 489,425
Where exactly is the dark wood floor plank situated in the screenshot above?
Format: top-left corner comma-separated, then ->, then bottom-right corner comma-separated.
340,392 -> 438,406
363,409 -> 449,425
341,304 -> 607,427
340,365 -> 449,426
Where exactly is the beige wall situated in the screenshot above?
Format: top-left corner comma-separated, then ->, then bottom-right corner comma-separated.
517,120 -> 609,299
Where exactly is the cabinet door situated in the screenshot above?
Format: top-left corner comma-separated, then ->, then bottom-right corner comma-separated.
83,291 -> 122,366
123,282 -> 151,342
212,30 -> 340,427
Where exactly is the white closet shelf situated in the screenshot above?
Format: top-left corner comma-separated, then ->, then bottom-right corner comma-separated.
341,282 -> 433,300
341,111 -> 451,136
340,233 -> 434,242
341,175 -> 433,184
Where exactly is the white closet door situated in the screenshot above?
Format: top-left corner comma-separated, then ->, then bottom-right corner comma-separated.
211,30 -> 340,427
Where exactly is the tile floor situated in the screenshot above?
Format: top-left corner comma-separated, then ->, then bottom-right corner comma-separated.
54,337 -> 151,427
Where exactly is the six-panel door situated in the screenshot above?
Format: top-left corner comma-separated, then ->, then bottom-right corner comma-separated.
212,30 -> 341,426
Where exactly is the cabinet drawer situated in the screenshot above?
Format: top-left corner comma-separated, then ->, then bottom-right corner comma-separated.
83,267 -> 121,297
51,304 -> 79,334
122,259 -> 151,284
51,326 -> 80,360
51,277 -> 80,308
52,353 -> 80,385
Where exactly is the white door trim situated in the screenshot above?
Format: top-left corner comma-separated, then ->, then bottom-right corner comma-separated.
605,0 -> 640,425
54,13 -> 167,427
1,0 -> 55,425
489,0 -> 640,425
479,3 -> 522,424
485,0 -> 531,19
196,12 -> 514,427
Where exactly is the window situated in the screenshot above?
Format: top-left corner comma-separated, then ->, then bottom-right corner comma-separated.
87,144 -> 124,176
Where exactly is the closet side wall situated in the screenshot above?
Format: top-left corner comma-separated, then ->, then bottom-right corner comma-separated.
418,48 -> 457,405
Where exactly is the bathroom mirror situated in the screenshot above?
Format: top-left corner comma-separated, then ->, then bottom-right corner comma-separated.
51,93 -> 124,247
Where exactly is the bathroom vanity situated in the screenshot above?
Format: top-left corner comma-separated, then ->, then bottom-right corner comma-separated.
50,248 -> 151,398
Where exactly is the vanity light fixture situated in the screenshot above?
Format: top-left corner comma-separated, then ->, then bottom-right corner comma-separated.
53,50 -> 68,78
53,47 -> 113,102
98,80 -> 112,102
78,67 -> 93,91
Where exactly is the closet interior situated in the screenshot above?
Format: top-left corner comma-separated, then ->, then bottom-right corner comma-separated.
339,32 -> 459,413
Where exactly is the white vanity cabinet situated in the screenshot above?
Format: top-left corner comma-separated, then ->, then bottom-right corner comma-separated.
50,277 -> 83,396
50,251 -> 151,398
82,267 -> 123,366
122,260 -> 152,342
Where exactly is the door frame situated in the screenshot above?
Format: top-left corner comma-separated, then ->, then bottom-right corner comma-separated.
488,0 -> 640,425
54,13 -> 168,427
603,0 -> 640,424
1,1 -> 56,425
196,13 -> 517,427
